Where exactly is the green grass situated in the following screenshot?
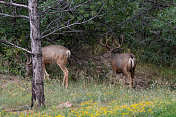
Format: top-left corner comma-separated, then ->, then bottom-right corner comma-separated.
0,79 -> 176,117
0,63 -> 176,117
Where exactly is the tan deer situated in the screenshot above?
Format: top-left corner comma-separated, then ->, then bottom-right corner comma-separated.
25,45 -> 71,88
100,33 -> 136,88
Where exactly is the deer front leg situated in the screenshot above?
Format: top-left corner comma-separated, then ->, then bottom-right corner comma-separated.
43,64 -> 49,79
112,67 -> 117,86
44,70 -> 49,79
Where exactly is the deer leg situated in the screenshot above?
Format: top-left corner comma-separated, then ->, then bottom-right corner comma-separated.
44,70 -> 49,79
123,70 -> 133,88
57,63 -> 69,88
112,67 -> 117,86
43,64 -> 49,79
131,68 -> 135,88
62,66 -> 69,88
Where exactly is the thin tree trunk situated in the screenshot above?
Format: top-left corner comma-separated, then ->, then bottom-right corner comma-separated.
28,0 -> 45,108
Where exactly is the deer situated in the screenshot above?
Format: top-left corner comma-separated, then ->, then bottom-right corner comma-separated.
100,32 -> 136,88
25,45 -> 71,88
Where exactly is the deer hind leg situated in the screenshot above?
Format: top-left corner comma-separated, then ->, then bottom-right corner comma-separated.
122,70 -> 133,88
131,67 -> 135,88
57,62 -> 69,88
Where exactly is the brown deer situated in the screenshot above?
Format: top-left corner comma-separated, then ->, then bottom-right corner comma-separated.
25,45 -> 71,88
100,33 -> 136,88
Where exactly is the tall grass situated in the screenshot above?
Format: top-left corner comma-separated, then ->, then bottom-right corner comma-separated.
0,73 -> 176,117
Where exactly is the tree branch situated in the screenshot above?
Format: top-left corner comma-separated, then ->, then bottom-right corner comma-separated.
0,13 -> 29,19
41,1 -> 104,39
65,0 -> 90,12
108,0 -> 156,33
121,0 -> 156,26
0,1 -> 28,9
0,39 -> 32,54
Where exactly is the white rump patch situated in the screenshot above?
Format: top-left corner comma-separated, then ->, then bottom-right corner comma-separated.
129,58 -> 135,68
66,50 -> 71,58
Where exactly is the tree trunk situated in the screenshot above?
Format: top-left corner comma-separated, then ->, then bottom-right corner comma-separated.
28,0 -> 45,108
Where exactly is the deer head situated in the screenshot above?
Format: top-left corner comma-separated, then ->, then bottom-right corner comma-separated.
100,32 -> 136,88
100,32 -> 124,58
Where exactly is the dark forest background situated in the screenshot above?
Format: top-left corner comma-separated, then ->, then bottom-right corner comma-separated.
0,0 -> 175,77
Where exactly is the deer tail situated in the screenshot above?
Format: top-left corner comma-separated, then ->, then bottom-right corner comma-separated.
129,57 -> 135,68
66,50 -> 71,58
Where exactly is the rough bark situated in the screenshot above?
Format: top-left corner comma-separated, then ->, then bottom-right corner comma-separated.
28,0 -> 45,108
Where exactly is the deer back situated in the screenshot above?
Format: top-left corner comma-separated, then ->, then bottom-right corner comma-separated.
42,45 -> 71,64
111,53 -> 136,72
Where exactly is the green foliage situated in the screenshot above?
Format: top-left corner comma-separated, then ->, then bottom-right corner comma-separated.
0,50 -> 26,76
153,103 -> 176,117
39,0 -> 103,37
129,6 -> 176,66
0,1 -> 30,76
0,0 -> 176,77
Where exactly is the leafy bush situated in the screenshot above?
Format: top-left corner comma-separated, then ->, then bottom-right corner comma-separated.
127,6 -> 176,66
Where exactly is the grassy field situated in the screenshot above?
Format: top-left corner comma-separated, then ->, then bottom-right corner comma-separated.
0,63 -> 176,117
